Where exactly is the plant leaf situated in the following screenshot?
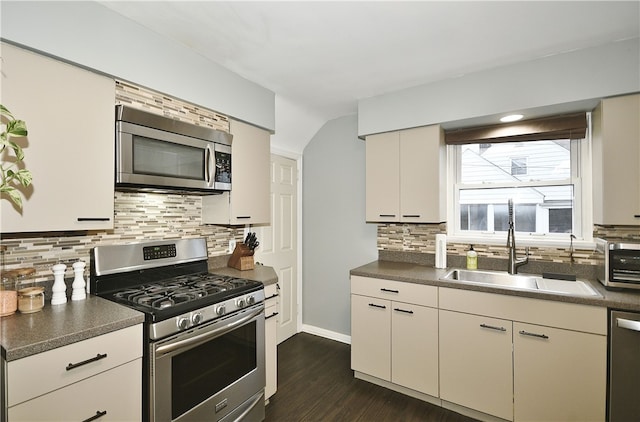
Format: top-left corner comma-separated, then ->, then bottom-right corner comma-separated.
13,169 -> 32,187
0,104 -> 14,120
8,141 -> 25,161
5,187 -> 23,208
6,120 -> 27,137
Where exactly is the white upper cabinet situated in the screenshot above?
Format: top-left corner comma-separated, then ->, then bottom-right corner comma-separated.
1,42 -> 115,233
365,125 -> 445,223
202,119 -> 270,225
592,93 -> 640,225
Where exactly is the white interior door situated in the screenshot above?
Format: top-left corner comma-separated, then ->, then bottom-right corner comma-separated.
253,154 -> 298,343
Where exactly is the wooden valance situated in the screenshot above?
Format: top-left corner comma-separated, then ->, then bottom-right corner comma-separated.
444,112 -> 587,144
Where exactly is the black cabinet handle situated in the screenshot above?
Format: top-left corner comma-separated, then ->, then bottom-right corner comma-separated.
368,303 -> 386,309
634,214 -> 640,218
266,312 -> 279,320
266,293 -> 279,300
519,330 -> 549,339
82,410 -> 107,422
66,353 -> 107,371
236,216 -> 252,219
402,215 -> 420,218
480,323 -> 507,332
379,214 -> 396,218
77,217 -> 110,222
380,288 -> 399,293
394,308 -> 414,314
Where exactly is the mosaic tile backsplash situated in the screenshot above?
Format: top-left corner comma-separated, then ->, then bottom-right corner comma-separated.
377,223 -> 640,266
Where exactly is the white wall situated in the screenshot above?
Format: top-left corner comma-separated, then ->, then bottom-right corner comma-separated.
0,1 -> 275,132
302,115 -> 377,337
358,38 -> 640,137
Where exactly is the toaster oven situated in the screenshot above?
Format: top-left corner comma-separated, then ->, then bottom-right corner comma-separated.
596,238 -> 640,290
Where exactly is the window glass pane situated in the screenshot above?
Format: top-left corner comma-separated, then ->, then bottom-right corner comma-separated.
460,140 -> 571,184
549,208 -> 573,233
459,185 -> 573,234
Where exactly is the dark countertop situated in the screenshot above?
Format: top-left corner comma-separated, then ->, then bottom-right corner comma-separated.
0,295 -> 144,362
1,263 -> 278,363
351,260 -> 640,312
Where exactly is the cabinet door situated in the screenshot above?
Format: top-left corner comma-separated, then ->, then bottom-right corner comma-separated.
399,125 -> 445,223
365,131 -> 400,222
513,322 -> 606,422
229,119 -> 270,224
593,94 -> 640,225
0,42 -> 114,233
264,283 -> 278,400
391,302 -> 438,397
9,358 -> 141,421
350,294 -> 391,380
439,310 -> 513,421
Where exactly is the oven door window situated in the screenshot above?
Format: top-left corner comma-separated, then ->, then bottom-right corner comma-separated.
133,135 -> 204,180
171,320 -> 257,420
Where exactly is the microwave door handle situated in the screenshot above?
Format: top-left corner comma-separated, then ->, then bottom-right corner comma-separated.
205,143 -> 214,187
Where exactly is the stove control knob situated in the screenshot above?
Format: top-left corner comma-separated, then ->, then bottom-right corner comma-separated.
216,305 -> 226,316
177,317 -> 189,330
236,298 -> 246,308
191,312 -> 203,325
246,295 -> 256,305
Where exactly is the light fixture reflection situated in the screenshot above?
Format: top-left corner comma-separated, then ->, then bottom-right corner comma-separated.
500,114 -> 524,123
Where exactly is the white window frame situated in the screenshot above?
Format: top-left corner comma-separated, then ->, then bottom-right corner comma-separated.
446,114 -> 594,248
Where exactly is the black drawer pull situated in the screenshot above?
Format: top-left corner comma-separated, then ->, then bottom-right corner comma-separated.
480,323 -> 507,332
380,288 -> 399,293
368,303 -> 386,309
66,353 -> 107,371
236,216 -> 252,219
82,410 -> 107,422
635,214 -> 640,218
379,214 -> 396,218
402,215 -> 420,218
519,330 -> 549,339
77,217 -> 110,222
266,293 -> 279,300
266,312 -> 279,320
394,308 -> 414,314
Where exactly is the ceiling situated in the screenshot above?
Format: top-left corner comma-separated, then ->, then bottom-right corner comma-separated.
100,1 -> 639,123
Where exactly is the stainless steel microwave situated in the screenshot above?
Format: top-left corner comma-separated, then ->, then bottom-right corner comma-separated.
115,105 -> 232,193
596,238 -> 640,290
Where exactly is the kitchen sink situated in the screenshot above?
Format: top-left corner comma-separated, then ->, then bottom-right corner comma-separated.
440,268 -> 602,297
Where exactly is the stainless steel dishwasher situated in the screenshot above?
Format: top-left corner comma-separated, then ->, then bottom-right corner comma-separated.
609,310 -> 640,421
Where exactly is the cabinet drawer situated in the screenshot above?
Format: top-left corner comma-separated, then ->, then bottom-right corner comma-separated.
264,283 -> 279,304
8,324 -> 142,406
9,358 -> 142,421
351,275 -> 437,307
439,288 -> 606,335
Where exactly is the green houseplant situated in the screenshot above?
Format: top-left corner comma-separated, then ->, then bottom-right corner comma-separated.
0,104 -> 32,208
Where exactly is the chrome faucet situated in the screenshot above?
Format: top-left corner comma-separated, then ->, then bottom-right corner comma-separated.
506,198 -> 529,274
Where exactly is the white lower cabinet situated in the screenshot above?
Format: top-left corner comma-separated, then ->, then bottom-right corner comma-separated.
7,324 -> 143,421
264,283 -> 279,401
439,310 -> 514,420
8,359 -> 141,421
350,276 -> 439,397
513,322 -> 606,422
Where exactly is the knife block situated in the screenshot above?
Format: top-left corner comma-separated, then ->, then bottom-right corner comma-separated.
228,243 -> 255,271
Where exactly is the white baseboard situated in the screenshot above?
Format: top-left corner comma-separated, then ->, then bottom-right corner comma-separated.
301,324 -> 351,344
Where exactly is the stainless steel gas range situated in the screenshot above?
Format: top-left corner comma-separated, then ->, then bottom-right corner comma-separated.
90,238 -> 265,422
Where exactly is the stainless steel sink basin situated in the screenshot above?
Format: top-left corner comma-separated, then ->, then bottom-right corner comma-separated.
440,268 -> 602,297
440,269 -> 539,290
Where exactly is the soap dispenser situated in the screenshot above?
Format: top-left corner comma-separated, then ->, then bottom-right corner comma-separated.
466,245 -> 478,270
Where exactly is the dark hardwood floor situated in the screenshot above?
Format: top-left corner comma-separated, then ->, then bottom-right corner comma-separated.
265,333 -> 478,422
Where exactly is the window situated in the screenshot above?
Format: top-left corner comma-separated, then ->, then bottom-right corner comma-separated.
448,135 -> 589,242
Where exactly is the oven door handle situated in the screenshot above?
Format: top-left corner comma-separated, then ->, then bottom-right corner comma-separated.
155,306 -> 263,357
